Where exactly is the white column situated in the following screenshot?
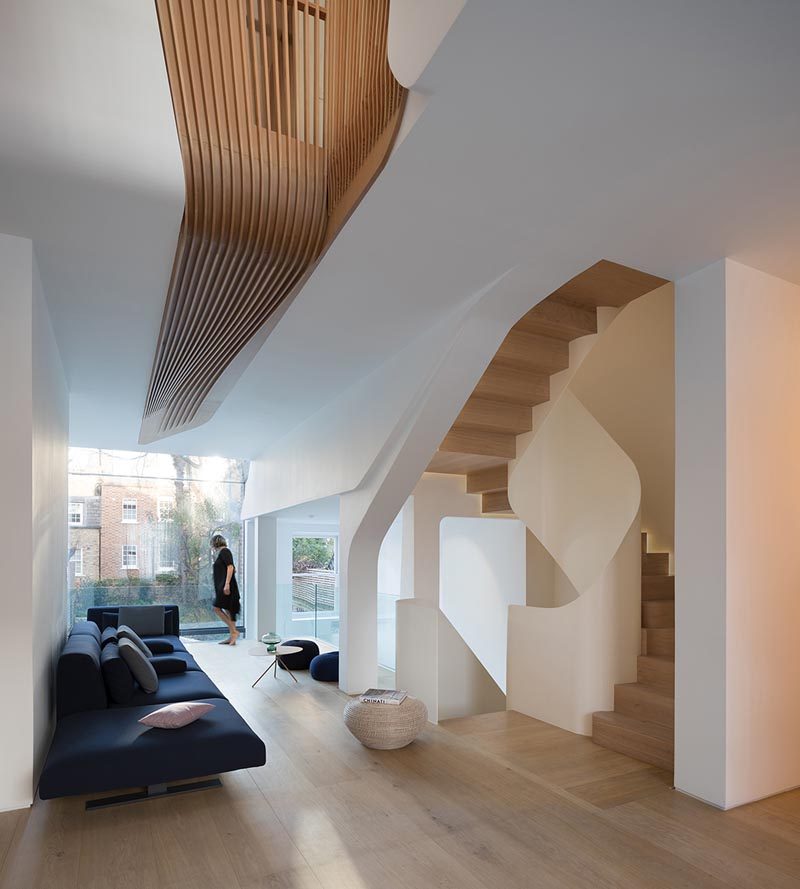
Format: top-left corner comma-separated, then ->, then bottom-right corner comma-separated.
246,515 -> 277,642
0,234 -> 36,811
674,260 -> 728,808
675,258 -> 800,809
338,491 -> 379,694
0,233 -> 68,811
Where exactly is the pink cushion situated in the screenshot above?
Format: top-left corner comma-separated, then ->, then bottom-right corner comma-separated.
138,701 -> 216,729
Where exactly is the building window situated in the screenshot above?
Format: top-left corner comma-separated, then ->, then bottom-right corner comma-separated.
122,544 -> 138,569
69,502 -> 83,526
122,499 -> 137,523
70,548 -> 84,577
158,539 -> 177,572
157,497 -> 174,522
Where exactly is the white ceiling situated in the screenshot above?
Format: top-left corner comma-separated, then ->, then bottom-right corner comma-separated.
268,495 -> 341,525
2,0 -> 800,460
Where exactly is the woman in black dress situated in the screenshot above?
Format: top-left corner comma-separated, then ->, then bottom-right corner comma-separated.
211,534 -> 240,645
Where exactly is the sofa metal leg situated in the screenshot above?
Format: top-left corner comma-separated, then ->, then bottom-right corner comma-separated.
85,777 -> 222,810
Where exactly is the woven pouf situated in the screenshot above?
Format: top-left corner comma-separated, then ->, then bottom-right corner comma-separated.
343,697 -> 428,749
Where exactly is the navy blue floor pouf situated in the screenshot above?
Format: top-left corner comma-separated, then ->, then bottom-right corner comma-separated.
309,651 -> 339,682
278,639 -> 320,671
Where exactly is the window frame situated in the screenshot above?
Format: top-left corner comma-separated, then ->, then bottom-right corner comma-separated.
69,502 -> 84,526
122,544 -> 138,569
157,496 -> 174,523
70,547 -> 84,577
121,498 -> 138,524
157,538 -> 177,573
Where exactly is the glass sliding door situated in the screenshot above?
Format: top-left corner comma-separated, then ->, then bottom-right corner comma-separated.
68,448 -> 248,633
290,535 -> 339,645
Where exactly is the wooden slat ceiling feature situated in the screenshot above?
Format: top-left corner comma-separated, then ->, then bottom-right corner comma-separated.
142,0 -> 406,442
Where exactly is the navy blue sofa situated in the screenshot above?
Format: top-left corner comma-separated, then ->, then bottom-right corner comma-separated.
39,605 -> 266,804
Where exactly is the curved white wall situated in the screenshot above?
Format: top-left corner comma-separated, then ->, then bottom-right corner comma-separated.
439,516 -> 526,693
387,0 -> 466,88
506,287 -> 675,736
509,518 -> 641,734
570,284 -> 675,554
507,389 -> 642,734
510,390 -> 641,594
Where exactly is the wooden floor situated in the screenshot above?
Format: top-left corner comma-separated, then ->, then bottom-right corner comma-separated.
2,640 -> 800,889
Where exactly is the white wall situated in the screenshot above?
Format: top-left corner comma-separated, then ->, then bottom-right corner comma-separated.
508,518 -> 641,734
377,502 -> 413,670
392,475 -> 509,721
674,260 -> 728,808
570,284 -> 675,555
437,611 -> 506,721
395,599 -> 506,723
0,234 -> 36,812
30,254 -> 69,791
508,391 -> 642,734
246,515 -> 278,642
0,234 -> 68,811
511,391 -> 641,594
724,261 -> 800,807
387,0 -> 466,88
675,258 -> 800,809
241,305 -> 467,521
439,517 -> 526,693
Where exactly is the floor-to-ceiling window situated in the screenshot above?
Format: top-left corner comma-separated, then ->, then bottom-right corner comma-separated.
68,448 -> 248,631
290,534 -> 339,644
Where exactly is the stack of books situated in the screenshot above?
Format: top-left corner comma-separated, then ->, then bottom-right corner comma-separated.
360,688 -> 408,705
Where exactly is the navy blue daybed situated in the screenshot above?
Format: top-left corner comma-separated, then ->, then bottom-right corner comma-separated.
39,605 -> 266,808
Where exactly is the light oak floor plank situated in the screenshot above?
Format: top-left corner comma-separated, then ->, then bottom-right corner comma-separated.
1,638 -> 798,889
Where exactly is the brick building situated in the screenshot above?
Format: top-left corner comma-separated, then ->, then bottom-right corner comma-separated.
68,495 -> 100,585
68,483 -> 178,583
98,481 -> 177,581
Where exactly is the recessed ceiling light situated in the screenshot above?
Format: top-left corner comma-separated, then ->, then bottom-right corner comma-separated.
308,514 -> 315,519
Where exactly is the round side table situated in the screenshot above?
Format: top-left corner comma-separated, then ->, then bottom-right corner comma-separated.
249,644 -> 303,686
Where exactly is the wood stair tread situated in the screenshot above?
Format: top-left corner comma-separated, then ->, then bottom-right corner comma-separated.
513,297 -> 598,340
616,681 -> 673,698
592,710 -> 674,743
592,708 -> 674,769
482,490 -> 512,514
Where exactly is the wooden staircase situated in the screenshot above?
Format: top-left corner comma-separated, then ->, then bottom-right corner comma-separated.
591,532 -> 675,771
427,261 -> 668,513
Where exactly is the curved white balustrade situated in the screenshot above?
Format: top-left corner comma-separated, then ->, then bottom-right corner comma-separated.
506,285 -> 674,735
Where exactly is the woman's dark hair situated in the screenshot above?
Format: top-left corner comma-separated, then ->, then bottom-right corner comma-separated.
211,534 -> 227,549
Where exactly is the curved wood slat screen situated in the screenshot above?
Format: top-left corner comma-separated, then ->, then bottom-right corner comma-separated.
142,0 -> 406,442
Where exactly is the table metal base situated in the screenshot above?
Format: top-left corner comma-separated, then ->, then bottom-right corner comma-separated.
252,653 -> 298,686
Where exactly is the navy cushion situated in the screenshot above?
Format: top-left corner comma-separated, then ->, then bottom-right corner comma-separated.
70,620 -> 101,644
100,626 -> 117,649
142,635 -> 186,653
114,670 -> 226,708
153,650 -> 202,671
38,698 -> 266,799
142,638 -> 176,655
100,644 -> 135,704
309,651 -> 339,682
88,605 -> 180,636
278,639 -> 320,671
56,634 -> 107,719
119,605 -> 165,636
150,656 -> 187,676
